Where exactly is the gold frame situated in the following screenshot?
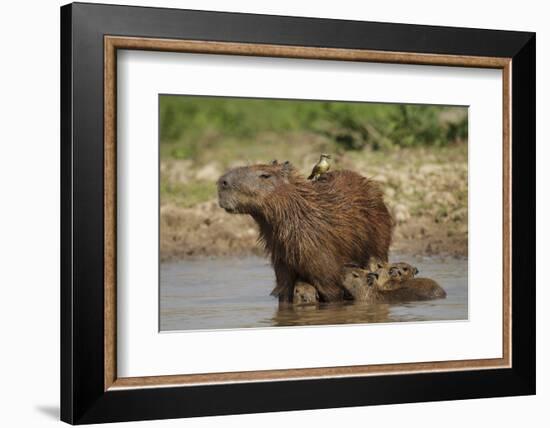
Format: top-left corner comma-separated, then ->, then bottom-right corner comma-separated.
104,36 -> 512,391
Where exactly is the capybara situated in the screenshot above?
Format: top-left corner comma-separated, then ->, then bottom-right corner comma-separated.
389,262 -> 419,281
293,281 -> 319,305
342,265 -> 446,303
217,161 -> 393,302
372,265 -> 398,291
367,257 -> 386,272
376,262 -> 419,290
383,277 -> 447,301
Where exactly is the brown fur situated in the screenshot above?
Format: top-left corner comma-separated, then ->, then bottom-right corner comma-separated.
217,161 -> 393,302
342,266 -> 446,303
389,262 -> 419,281
367,257 -> 386,272
293,282 -> 319,305
373,266 -> 399,291
376,262 -> 419,290
383,278 -> 447,301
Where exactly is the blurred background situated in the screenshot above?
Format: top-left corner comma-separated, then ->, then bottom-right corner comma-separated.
159,95 -> 468,261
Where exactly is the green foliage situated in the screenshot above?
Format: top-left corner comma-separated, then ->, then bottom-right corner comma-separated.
446,114 -> 468,142
160,95 -> 467,160
387,105 -> 445,147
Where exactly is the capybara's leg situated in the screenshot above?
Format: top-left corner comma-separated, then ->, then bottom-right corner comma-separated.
270,262 -> 297,303
308,273 -> 344,302
307,256 -> 345,302
315,283 -> 345,302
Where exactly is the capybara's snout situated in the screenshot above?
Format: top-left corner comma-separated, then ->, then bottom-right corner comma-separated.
217,168 -> 246,192
217,171 -> 232,191
217,172 -> 232,211
217,170 -> 243,213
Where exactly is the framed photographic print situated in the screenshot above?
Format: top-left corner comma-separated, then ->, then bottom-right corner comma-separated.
60,2 -> 535,424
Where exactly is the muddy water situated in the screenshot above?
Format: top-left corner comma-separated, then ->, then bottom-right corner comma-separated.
160,255 -> 468,331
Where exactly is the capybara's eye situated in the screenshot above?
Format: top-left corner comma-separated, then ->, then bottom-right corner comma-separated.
404,267 -> 408,271
259,173 -> 271,179
352,272 -> 359,278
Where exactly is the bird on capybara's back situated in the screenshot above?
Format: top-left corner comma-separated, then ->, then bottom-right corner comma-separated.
217,160 -> 394,302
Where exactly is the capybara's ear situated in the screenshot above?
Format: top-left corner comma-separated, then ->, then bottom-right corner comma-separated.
281,161 -> 293,175
271,159 -> 278,165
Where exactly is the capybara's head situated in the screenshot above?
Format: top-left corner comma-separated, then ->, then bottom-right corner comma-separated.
371,266 -> 391,287
366,272 -> 380,287
342,265 -> 370,295
367,258 -> 386,272
389,262 -> 419,281
293,282 -> 319,305
217,160 -> 294,214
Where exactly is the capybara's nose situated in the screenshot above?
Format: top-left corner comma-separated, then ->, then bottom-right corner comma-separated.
218,173 -> 231,189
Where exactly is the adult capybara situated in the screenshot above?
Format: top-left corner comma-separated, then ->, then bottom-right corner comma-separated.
217,160 -> 393,302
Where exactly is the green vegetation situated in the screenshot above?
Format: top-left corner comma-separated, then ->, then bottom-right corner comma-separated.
160,95 -> 467,162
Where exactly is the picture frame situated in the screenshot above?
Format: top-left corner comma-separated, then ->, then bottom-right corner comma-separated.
60,2 -> 535,424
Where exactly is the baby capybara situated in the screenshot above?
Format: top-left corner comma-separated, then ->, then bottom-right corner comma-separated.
389,262 -> 419,281
342,265 -> 446,303
293,282 -> 319,305
217,161 -> 393,302
378,262 -> 420,290
364,261 -> 419,290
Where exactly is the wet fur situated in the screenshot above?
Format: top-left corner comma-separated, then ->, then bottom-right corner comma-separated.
293,282 -> 319,305
342,267 -> 446,303
377,262 -> 418,290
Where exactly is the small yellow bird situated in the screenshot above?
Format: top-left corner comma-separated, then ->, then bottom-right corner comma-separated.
307,154 -> 331,180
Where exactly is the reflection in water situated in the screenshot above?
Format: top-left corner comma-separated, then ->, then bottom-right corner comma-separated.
160,255 -> 468,332
272,301 -> 391,326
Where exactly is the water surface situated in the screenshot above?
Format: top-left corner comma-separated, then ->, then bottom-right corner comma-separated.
160,255 -> 467,331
